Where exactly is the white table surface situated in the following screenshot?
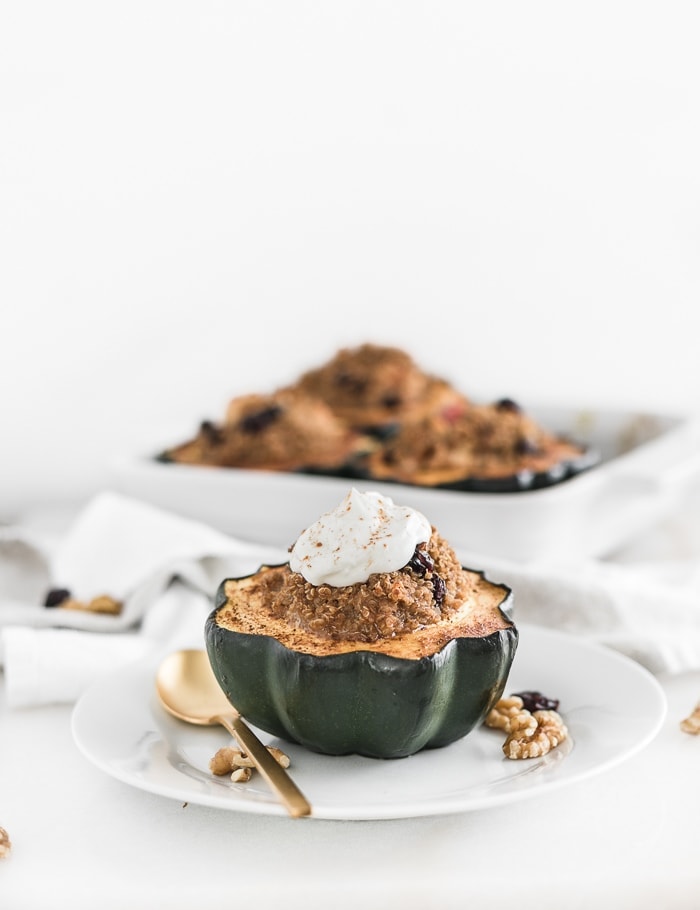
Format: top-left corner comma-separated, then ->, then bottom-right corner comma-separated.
2,504 -> 700,910
2,668 -> 699,909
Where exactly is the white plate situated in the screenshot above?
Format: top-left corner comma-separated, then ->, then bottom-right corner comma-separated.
112,407 -> 700,562
71,624 -> 666,820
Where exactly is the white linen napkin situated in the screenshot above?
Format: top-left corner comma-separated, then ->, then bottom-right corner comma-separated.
455,548 -> 700,677
2,582 -> 212,708
453,481 -> 700,676
2,486 -> 700,708
0,490 -> 287,708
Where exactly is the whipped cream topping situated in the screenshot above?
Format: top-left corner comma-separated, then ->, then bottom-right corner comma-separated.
289,488 -> 432,587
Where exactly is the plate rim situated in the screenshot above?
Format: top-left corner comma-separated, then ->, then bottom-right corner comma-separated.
71,623 -> 667,820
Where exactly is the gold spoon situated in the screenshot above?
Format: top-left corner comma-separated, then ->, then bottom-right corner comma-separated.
155,649 -> 311,818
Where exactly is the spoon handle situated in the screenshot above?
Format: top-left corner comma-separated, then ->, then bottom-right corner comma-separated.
216,713 -> 312,818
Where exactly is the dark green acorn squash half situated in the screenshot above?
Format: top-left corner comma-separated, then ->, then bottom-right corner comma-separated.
205,565 -> 517,759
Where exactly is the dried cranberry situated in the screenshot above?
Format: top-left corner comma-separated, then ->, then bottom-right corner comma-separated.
515,436 -> 540,456
406,547 -> 434,576
44,588 -> 71,608
381,394 -> 401,410
514,690 -> 560,712
200,420 -> 223,445
240,405 -> 282,434
405,547 -> 445,608
432,574 -> 446,608
495,398 -> 522,413
441,403 -> 467,423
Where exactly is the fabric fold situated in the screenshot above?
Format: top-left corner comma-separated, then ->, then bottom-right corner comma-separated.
0,491 -> 287,707
2,486 -> 700,708
0,489 -> 287,636
456,549 -> 700,676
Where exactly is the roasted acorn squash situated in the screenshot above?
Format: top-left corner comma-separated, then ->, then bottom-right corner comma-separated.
205,565 -> 517,759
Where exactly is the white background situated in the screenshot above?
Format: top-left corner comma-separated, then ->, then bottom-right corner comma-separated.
2,1 -> 700,517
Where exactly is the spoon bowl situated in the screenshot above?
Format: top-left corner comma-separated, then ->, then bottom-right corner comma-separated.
155,649 -> 311,818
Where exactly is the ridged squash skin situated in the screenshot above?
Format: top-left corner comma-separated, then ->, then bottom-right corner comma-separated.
205,568 -> 518,760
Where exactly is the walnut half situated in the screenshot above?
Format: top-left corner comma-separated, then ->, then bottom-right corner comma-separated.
486,695 -> 568,760
503,709 -> 569,760
680,702 -> 700,735
0,826 -> 11,859
484,696 -> 537,736
61,594 -> 123,615
209,745 -> 291,782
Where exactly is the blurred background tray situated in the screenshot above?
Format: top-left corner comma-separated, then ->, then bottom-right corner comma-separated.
112,406 -> 700,563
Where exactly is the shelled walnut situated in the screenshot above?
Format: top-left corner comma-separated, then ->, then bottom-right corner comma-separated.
503,709 -> 568,759
485,691 -> 568,760
43,587 -> 122,615
209,746 -> 291,782
680,701 -> 700,735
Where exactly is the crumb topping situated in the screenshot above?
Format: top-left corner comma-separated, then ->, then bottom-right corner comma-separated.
267,531 -> 466,641
158,343 -> 591,488
162,389 -> 365,470
366,400 -> 586,484
215,530 -> 512,658
295,343 -> 429,418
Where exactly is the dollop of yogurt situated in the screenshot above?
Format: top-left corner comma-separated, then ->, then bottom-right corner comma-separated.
289,488 -> 432,587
